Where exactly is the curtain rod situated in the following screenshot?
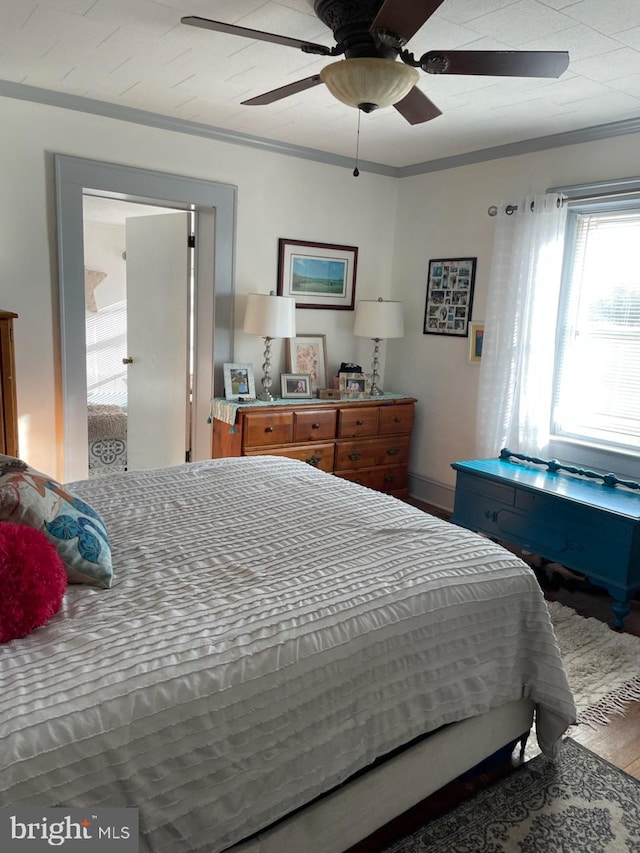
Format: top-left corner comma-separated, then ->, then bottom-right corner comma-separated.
487,187 -> 640,216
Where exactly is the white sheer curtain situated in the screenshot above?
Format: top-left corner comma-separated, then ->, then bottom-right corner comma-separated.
476,193 -> 567,458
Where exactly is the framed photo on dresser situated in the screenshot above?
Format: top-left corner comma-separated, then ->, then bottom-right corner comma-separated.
223,363 -> 256,401
286,334 -> 328,393
281,373 -> 313,399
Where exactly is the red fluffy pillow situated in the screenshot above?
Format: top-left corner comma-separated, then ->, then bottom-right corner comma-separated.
0,521 -> 67,643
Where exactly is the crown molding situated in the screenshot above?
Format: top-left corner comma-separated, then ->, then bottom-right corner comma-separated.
2,79 -> 640,179
397,115 -> 640,178
0,79 -> 397,178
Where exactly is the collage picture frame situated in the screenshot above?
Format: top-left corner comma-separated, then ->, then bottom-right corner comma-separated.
423,257 -> 477,337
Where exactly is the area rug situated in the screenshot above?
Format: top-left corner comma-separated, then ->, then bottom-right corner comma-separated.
384,738 -> 640,853
548,601 -> 640,726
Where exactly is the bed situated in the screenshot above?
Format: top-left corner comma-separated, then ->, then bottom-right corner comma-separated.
0,456 -> 576,853
87,402 -> 127,476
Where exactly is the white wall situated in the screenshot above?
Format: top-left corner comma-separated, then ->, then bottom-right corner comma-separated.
3,93 -> 638,499
83,222 -> 126,309
0,96 -> 398,480
387,132 -> 640,509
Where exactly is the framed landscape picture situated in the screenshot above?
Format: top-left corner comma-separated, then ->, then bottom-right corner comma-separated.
423,257 -> 477,337
277,238 -> 358,310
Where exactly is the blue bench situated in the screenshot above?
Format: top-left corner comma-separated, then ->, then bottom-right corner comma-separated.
451,453 -> 640,629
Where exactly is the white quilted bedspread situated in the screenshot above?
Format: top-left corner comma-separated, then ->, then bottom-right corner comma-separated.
0,457 -> 576,853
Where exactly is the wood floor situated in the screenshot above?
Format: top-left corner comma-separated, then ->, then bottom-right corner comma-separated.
347,498 -> 640,852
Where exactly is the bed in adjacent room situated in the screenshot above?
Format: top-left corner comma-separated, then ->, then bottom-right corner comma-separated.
0,455 -> 576,853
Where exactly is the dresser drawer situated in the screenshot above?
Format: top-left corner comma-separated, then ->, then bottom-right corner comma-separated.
379,404 -> 414,435
244,412 -> 293,447
336,464 -> 408,493
335,436 -> 411,471
455,471 -> 516,507
245,443 -> 334,472
335,468 -> 383,489
338,407 -> 379,438
293,408 -> 337,443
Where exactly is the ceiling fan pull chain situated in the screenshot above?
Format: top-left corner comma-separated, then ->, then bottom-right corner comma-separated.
353,110 -> 361,177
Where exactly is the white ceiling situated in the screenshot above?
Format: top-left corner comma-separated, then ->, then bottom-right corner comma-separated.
83,194 -> 179,225
2,0 -> 640,171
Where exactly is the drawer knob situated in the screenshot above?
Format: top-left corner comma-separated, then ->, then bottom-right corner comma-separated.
387,447 -> 400,456
306,455 -> 322,467
265,426 -> 274,433
394,416 -> 401,423
384,474 -> 397,483
356,419 -> 364,425
312,423 -> 320,429
349,452 -> 362,461
484,510 -> 498,522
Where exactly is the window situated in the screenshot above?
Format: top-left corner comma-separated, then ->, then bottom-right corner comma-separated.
550,195 -> 640,477
85,299 -> 128,407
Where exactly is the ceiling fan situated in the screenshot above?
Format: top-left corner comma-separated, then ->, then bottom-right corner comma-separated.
181,0 -> 569,125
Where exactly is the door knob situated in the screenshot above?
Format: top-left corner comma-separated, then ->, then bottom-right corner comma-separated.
122,357 -> 133,364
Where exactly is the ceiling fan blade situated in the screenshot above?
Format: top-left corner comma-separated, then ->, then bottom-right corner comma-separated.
371,0 -> 446,44
422,50 -> 570,78
181,16 -> 331,55
393,87 -> 442,125
242,75 -> 323,106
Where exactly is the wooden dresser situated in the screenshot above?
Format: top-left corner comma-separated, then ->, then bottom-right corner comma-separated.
212,396 -> 416,498
0,310 -> 18,457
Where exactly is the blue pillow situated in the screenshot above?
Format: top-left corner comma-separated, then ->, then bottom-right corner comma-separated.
0,456 -> 113,588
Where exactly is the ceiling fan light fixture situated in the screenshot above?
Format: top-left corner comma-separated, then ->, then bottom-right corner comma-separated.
320,57 -> 419,111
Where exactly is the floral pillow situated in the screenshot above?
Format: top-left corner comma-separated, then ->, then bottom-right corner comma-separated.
0,455 -> 113,588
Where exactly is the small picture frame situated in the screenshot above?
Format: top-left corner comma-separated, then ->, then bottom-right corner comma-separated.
281,373 -> 313,399
339,373 -> 371,399
469,322 -> 484,363
423,257 -> 477,337
223,363 -> 256,401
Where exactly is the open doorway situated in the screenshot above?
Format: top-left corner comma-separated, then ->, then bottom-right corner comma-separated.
82,196 -> 193,477
55,155 -> 236,483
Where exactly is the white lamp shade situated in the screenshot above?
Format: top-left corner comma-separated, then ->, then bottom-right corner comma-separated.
243,292 -> 296,338
320,58 -> 419,110
353,299 -> 404,339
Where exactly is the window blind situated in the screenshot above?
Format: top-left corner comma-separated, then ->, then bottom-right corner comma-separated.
552,209 -> 640,451
85,300 -> 128,407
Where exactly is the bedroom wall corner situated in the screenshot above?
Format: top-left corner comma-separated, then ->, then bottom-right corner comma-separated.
385,131 -> 640,506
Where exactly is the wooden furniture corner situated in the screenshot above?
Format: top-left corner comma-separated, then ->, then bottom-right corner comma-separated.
0,310 -> 18,457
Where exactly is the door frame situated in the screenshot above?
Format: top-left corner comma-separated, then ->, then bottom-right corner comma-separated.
54,154 -> 236,482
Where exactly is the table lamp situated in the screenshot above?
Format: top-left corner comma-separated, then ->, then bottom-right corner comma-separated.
353,298 -> 404,395
243,291 -> 296,401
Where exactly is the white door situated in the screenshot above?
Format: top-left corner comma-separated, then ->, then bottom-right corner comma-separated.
125,212 -> 190,470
